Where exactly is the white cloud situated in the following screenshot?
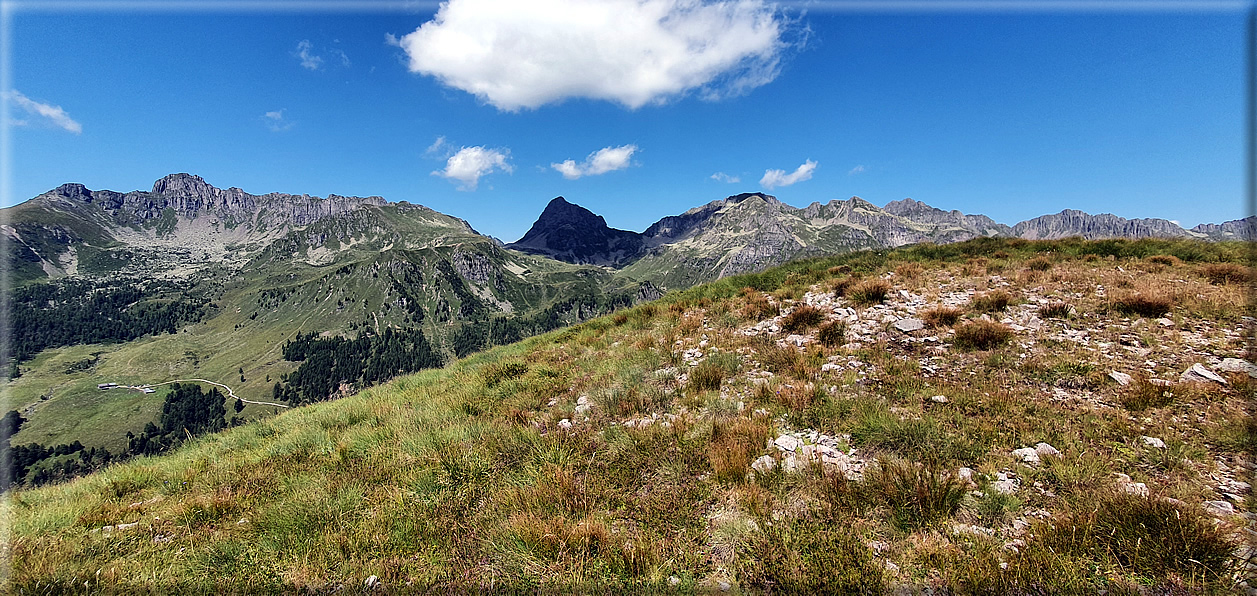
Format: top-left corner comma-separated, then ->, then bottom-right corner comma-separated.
848,164 -> 866,175
710,172 -> 740,183
760,159 -> 816,189
433,145 -> 513,190
553,160 -> 583,180
551,144 -> 638,179
295,40 -> 323,70
263,109 -> 294,132
3,90 -> 82,134
395,0 -> 788,111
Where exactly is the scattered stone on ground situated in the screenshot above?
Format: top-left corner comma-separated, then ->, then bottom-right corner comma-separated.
1180,363 -> 1228,385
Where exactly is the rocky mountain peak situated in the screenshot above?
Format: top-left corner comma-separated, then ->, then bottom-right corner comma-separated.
531,196 -> 610,230
508,197 -> 644,266
722,192 -> 779,205
152,173 -> 218,197
51,183 -> 93,201
883,197 -> 936,215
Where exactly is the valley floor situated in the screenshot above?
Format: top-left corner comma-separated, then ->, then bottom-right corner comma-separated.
4,238 -> 1254,593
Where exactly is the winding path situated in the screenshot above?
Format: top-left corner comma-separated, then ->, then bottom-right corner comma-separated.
144,379 -> 290,409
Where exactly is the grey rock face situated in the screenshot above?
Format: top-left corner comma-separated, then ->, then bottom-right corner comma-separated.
43,173 -> 386,229
1191,216 -> 1256,241
1011,209 -> 1193,240
452,251 -> 496,286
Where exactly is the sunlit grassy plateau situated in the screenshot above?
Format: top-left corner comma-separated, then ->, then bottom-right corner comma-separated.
5,237 -> 1254,593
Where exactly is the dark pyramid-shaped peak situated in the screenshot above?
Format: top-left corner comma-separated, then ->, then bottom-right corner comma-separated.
508,197 -> 645,267
523,196 -> 610,235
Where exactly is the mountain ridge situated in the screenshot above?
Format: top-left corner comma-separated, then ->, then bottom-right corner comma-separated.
511,191 -> 1252,284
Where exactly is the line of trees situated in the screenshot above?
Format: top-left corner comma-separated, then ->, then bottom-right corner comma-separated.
272,327 -> 442,405
8,279 -> 208,366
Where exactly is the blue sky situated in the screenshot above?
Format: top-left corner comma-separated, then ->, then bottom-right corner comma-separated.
3,1 -> 1248,241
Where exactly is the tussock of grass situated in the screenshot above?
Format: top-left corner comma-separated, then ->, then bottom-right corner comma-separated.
690,352 -> 740,392
780,305 -> 824,333
953,320 -> 1013,351
816,320 -> 846,347
1145,254 -> 1181,267
970,290 -> 1013,313
921,306 -> 962,328
481,360 -> 528,387
846,279 -> 891,306
1218,413 -> 1257,458
1110,291 -> 1173,318
849,403 -> 984,464
1038,301 -> 1072,319
895,262 -> 924,279
736,518 -> 885,594
753,338 -> 804,378
1200,262 -> 1253,285
831,275 -> 859,298
1041,491 -> 1237,583
740,288 -> 778,321
1119,376 -> 1177,411
709,417 -> 770,483
1025,256 -> 1053,271
865,457 -> 966,531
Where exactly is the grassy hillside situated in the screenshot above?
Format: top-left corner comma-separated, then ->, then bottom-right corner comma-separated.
6,210 -> 643,454
5,237 -> 1254,593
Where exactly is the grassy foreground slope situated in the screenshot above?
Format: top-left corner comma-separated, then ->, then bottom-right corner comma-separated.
5,237 -> 1254,593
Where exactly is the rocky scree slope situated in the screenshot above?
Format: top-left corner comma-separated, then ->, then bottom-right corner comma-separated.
5,238 -> 1252,593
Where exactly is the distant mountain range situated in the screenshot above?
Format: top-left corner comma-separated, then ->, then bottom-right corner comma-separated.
8,174 -> 1251,290
509,192 -> 1251,288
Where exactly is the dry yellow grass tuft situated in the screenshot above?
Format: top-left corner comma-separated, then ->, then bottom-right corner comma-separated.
953,320 -> 1013,350
921,306 -> 963,328
846,279 -> 891,306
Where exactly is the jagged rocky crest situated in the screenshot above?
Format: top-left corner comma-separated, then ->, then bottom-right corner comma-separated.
47,173 -> 386,228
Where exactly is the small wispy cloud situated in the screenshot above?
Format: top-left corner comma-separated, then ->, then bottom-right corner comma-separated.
294,40 -> 323,70
551,144 -> 638,180
331,48 -> 351,68
848,164 -> 866,175
433,145 -> 513,191
760,159 -> 816,189
263,109 -> 294,132
425,136 -> 448,157
710,172 -> 740,183
3,90 -> 82,134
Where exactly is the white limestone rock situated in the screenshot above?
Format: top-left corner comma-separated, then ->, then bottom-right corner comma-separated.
1218,358 -> 1257,378
1012,447 -> 1041,464
1180,363 -> 1228,385
1141,436 -> 1166,449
